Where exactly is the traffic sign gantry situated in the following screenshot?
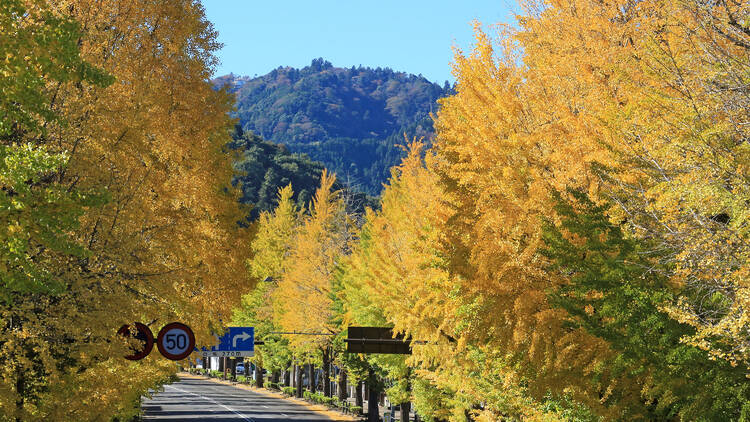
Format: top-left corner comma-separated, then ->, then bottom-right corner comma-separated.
345,326 -> 412,354
117,322 -> 154,360
202,327 -> 254,357
156,322 -> 196,361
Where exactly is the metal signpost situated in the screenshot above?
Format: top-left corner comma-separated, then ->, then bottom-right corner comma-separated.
202,327 -> 255,357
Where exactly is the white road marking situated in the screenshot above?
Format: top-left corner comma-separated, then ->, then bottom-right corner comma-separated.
165,384 -> 255,422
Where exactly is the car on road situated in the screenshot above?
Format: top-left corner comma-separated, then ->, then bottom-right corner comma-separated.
236,364 -> 245,375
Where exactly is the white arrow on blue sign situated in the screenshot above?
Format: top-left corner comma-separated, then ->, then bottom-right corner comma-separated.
202,327 -> 254,357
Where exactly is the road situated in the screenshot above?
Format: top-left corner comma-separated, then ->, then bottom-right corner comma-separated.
142,376 -> 337,421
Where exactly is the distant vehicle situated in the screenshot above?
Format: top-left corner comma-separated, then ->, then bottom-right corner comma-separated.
195,362 -> 203,369
236,364 -> 245,375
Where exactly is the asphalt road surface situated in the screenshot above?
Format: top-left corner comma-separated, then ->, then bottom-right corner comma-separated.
142,377 -> 336,421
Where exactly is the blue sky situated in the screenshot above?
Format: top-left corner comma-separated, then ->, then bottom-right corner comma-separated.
202,1 -> 518,84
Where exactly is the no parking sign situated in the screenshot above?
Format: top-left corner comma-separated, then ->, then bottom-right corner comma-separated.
117,322 -> 154,360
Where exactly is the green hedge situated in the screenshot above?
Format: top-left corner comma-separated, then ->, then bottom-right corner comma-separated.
303,391 -> 337,406
187,368 -> 208,376
281,386 -> 296,396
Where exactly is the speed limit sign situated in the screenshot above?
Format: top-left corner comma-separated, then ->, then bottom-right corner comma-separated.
156,322 -> 196,361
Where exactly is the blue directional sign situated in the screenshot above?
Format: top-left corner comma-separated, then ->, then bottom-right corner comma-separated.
201,327 -> 254,357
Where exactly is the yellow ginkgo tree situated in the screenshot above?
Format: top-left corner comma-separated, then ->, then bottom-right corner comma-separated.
0,0 -> 250,420
273,170 -> 353,394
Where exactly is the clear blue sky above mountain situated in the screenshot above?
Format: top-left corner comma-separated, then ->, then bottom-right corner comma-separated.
202,0 -> 517,85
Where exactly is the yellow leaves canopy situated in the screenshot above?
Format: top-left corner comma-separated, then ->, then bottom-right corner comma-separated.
0,0 -> 250,419
275,170 -> 350,355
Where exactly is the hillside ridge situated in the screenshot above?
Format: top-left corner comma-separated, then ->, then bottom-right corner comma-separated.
214,59 -> 452,195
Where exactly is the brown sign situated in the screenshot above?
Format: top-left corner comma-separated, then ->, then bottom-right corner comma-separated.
346,326 -> 411,354
118,322 -> 154,361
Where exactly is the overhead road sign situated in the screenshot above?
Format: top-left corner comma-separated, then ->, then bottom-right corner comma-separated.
202,327 -> 254,357
156,322 -> 196,361
346,326 -> 411,354
117,322 -> 154,361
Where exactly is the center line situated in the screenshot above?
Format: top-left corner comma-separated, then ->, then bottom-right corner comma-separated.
165,385 -> 255,422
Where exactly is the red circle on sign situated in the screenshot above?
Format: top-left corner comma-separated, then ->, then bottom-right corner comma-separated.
156,322 -> 195,361
117,322 -> 154,361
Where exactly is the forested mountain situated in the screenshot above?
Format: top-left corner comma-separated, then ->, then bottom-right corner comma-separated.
214,59 -> 451,195
229,128 -> 376,220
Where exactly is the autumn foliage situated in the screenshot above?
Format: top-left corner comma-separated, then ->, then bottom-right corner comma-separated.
239,0 -> 750,421
1,0 -> 248,420
5,0 -> 750,420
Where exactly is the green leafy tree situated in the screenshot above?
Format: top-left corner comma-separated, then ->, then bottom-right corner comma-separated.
230,130 -> 376,219
542,190 -> 750,420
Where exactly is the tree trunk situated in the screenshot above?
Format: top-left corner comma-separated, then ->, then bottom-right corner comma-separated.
284,363 -> 291,387
337,368 -> 348,401
219,356 -> 225,373
322,348 -> 331,397
295,365 -> 303,398
15,371 -> 24,422
230,359 -> 237,379
272,369 -> 280,384
255,363 -> 263,387
401,401 -> 411,422
356,381 -> 364,410
367,370 -> 380,422
401,370 -> 412,422
308,363 -> 316,393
